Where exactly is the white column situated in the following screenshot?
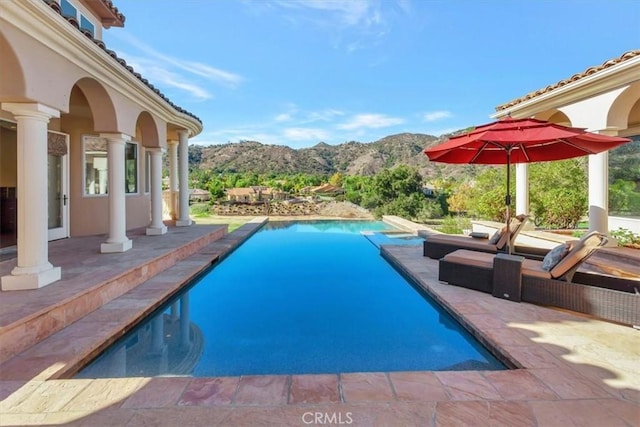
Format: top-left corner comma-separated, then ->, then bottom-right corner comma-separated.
100,133 -> 133,253
515,163 -> 529,216
176,130 -> 192,226
146,148 -> 167,235
1,103 -> 61,290
588,151 -> 609,234
180,293 -> 191,349
170,301 -> 179,322
149,315 -> 165,355
168,140 -> 178,220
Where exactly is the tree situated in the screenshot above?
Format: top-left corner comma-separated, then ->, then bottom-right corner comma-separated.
447,182 -> 474,214
329,172 -> 344,187
529,159 -> 587,228
372,165 -> 423,203
467,167 -> 511,222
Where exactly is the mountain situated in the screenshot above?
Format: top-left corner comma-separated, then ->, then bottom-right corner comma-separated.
190,133 -> 479,179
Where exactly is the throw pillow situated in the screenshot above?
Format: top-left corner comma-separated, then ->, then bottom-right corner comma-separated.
489,227 -> 504,245
541,243 -> 571,271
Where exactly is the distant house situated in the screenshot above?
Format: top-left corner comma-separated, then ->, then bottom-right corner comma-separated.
226,187 -> 289,202
189,189 -> 211,203
226,188 -> 257,202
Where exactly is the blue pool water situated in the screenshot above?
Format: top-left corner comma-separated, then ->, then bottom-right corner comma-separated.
76,220 -> 504,378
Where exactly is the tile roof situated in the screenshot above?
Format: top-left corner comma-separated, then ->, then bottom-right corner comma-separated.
495,50 -> 640,112
41,0 -> 202,125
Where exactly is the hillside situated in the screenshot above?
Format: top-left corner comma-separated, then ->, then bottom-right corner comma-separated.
189,133 -> 637,184
190,133 -> 480,180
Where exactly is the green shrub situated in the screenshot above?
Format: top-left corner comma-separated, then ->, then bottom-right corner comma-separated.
439,216 -> 463,234
610,228 -> 640,246
190,203 -> 211,217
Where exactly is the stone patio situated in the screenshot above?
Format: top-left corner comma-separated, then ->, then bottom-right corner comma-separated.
0,220 -> 638,426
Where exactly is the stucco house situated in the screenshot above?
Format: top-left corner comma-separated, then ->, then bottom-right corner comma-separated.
493,50 -> 640,235
0,0 -> 201,290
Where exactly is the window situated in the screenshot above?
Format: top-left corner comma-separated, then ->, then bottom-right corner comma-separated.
80,16 -> 95,36
60,0 -> 96,37
83,136 -> 108,196
125,142 -> 138,194
83,138 -> 140,196
60,0 -> 76,18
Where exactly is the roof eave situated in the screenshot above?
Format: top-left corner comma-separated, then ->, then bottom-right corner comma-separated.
493,55 -> 640,119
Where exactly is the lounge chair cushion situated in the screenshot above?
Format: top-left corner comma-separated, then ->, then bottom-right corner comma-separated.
494,218 -> 525,250
549,232 -> 606,279
443,249 -> 495,269
442,249 -> 552,279
427,234 -> 500,252
488,228 -> 503,245
541,243 -> 571,271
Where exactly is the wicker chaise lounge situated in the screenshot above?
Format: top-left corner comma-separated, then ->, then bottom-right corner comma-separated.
423,215 -> 538,260
438,231 -> 640,327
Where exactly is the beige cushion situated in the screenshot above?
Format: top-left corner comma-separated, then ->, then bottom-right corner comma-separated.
522,259 -> 552,279
427,234 -> 499,252
549,232 -> 605,279
443,249 -> 494,269
495,218 -> 524,250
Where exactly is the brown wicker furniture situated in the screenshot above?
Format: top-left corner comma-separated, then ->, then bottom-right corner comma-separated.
423,216 -> 534,259
438,232 -> 639,327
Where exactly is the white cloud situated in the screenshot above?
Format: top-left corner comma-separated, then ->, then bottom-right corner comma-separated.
123,57 -> 212,100
423,111 -> 452,122
266,0 -> 410,51
275,113 -> 293,122
109,32 -> 243,100
283,127 -> 330,141
273,0 -> 374,27
338,113 -> 405,130
305,108 -> 345,122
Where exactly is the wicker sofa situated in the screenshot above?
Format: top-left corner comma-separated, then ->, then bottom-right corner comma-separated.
438,232 -> 639,327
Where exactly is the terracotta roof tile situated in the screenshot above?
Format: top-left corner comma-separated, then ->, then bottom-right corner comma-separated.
495,50 -> 640,112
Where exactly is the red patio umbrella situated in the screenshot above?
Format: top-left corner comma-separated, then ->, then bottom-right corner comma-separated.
424,117 -> 630,253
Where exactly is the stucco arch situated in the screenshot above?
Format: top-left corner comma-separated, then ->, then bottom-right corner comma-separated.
73,78 -> 118,132
607,81 -> 640,130
0,31 -> 26,102
135,111 -> 160,147
533,110 -> 572,126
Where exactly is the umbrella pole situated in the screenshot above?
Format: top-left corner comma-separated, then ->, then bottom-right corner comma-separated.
505,149 -> 511,255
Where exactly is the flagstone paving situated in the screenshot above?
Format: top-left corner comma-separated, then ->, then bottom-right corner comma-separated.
0,227 -> 638,426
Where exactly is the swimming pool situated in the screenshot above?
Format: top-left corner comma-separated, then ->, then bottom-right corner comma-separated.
76,220 -> 504,378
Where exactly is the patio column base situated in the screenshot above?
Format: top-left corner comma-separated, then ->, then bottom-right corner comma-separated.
146,225 -> 168,236
101,239 -> 133,253
1,265 -> 61,290
176,219 -> 192,227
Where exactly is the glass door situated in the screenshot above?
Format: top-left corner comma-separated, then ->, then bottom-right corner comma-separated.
48,133 -> 69,241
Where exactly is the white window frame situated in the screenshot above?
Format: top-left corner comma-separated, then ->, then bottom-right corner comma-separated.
125,141 -> 140,196
82,135 -> 108,198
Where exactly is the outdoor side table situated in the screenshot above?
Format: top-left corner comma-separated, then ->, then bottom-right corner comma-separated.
492,253 -> 524,302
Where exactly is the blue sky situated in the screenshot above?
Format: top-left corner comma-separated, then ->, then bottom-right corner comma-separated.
105,0 -> 640,148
